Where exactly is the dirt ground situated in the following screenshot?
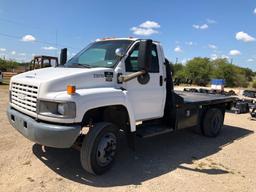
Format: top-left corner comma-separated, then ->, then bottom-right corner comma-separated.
0,84 -> 256,192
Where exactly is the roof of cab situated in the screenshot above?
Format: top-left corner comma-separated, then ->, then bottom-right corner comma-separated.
95,37 -> 138,42
95,37 -> 160,44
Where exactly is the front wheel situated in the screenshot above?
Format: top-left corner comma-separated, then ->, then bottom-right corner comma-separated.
80,122 -> 118,175
202,108 -> 224,137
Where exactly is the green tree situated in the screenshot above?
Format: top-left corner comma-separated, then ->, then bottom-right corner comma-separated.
0,58 -> 18,71
173,57 -> 255,87
239,67 -> 254,82
252,80 -> 256,89
172,63 -> 188,80
185,57 -> 212,86
210,58 -> 237,87
210,58 -> 254,87
173,63 -> 184,75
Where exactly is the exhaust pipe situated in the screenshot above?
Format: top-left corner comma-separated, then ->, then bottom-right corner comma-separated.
60,48 -> 67,65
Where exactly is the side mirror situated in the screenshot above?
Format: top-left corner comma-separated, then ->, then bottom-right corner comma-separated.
138,39 -> 152,71
115,48 -> 125,57
60,48 -> 67,65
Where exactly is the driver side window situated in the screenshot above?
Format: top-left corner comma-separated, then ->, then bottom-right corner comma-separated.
125,43 -> 159,73
125,44 -> 140,72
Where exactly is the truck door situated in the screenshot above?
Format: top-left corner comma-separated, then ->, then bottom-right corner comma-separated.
123,43 -> 166,120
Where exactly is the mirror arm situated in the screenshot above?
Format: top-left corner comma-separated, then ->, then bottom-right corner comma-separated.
118,70 -> 146,82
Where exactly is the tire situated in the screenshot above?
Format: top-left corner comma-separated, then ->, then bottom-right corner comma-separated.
80,122 -> 118,175
202,108 -> 224,137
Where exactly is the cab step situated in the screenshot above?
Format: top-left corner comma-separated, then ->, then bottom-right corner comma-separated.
136,124 -> 174,138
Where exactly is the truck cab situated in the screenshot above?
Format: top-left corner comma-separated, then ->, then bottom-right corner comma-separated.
7,38 -> 234,175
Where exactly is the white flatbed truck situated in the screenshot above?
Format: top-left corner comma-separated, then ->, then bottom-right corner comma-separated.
7,38 -> 235,175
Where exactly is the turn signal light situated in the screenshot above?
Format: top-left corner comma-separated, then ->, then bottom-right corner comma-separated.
67,85 -> 76,95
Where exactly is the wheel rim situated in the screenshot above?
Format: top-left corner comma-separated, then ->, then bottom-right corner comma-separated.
96,132 -> 117,167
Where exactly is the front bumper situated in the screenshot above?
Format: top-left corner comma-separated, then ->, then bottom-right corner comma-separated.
7,106 -> 81,148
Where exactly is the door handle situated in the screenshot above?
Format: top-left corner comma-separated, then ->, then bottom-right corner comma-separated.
160,75 -> 163,86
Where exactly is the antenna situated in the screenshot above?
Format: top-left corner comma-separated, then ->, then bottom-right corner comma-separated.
55,29 -> 58,57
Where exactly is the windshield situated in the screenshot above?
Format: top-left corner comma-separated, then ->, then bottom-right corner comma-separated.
65,40 -> 133,68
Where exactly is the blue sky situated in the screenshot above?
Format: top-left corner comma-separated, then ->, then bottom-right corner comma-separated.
0,0 -> 256,70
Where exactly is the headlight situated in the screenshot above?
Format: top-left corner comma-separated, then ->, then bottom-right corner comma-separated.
38,100 -> 76,118
57,103 -> 65,115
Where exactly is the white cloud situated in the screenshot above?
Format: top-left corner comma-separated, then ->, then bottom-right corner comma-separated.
211,54 -> 229,60
181,58 -> 189,64
192,25 -> 200,29
221,55 -> 229,59
229,50 -> 241,56
42,46 -> 57,50
186,41 -> 194,46
21,34 -> 36,42
0,48 -> 6,51
192,24 -> 208,30
254,8 -> 256,14
211,54 -> 218,60
131,27 -> 159,36
19,53 -> 26,56
139,21 -> 160,29
11,51 -> 16,55
247,58 -> 254,62
200,24 -> 209,29
207,18 -> 217,24
174,46 -> 182,53
131,21 -> 160,36
208,44 -> 217,49
235,31 -> 255,42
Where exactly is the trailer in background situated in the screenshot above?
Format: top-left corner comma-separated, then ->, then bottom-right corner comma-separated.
211,79 -> 225,91
28,55 -> 58,71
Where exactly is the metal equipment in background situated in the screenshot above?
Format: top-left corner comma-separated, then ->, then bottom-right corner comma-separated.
28,55 -> 59,71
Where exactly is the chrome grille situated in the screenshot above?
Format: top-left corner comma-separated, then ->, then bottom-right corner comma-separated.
11,82 -> 38,113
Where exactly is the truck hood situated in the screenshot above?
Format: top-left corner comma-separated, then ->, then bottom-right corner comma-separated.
11,67 -> 115,96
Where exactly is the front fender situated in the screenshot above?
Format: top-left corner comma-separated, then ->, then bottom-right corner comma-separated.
57,88 -> 136,132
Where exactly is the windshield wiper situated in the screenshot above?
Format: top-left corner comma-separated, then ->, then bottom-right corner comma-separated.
67,63 -> 91,68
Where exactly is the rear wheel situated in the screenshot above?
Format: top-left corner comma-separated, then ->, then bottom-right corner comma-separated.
202,108 -> 224,137
80,122 -> 118,175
